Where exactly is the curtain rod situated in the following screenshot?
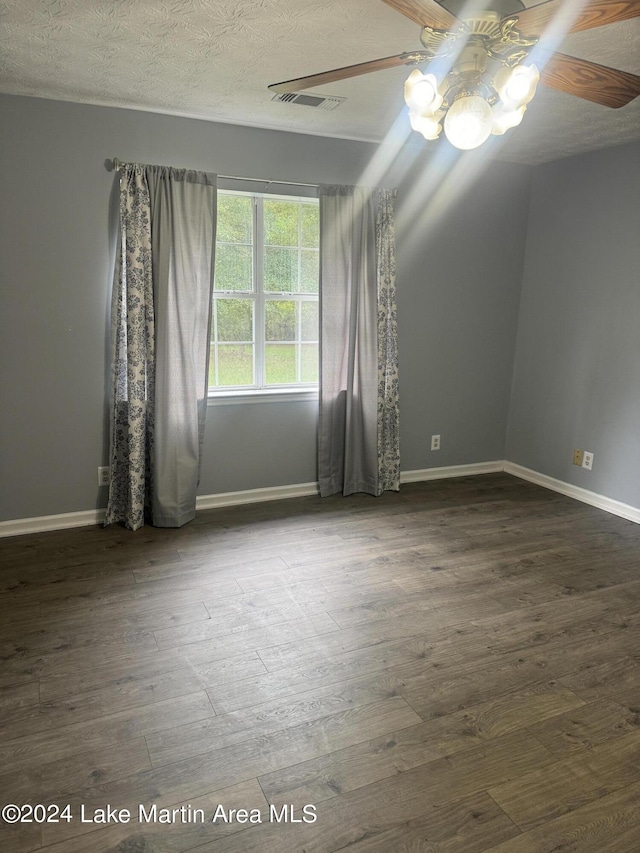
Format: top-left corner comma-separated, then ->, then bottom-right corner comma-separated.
219,174 -> 318,188
111,159 -> 316,188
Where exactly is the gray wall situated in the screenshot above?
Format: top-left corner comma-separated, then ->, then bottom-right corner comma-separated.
0,94 -> 530,521
506,141 -> 640,509
396,149 -> 531,470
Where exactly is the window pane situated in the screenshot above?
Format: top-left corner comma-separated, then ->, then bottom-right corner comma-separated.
266,344 -> 297,385
208,344 -> 216,387
211,193 -> 319,393
301,203 -> 319,248
217,194 -> 252,244
215,244 -> 252,291
217,344 -> 254,386
264,246 -> 298,292
264,200 -> 298,247
301,343 -> 319,383
301,301 -> 318,341
300,250 -> 319,293
266,300 -> 295,341
216,298 -> 253,342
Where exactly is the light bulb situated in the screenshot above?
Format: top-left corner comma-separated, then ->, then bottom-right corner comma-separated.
404,70 -> 442,115
444,95 -> 494,150
409,111 -> 441,140
495,64 -> 539,109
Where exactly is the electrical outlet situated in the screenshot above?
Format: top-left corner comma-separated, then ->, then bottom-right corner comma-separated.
573,448 -> 584,466
431,434 -> 441,451
98,466 -> 111,486
582,451 -> 594,471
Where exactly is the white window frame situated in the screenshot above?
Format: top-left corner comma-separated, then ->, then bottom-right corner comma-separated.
208,190 -> 319,404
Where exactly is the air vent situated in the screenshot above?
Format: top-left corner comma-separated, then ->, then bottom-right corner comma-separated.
271,92 -> 346,111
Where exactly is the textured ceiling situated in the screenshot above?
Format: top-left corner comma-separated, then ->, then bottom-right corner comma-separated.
0,0 -> 639,164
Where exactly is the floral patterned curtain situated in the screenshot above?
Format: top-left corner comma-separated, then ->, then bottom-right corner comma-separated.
376,188 -> 400,493
318,185 -> 399,497
105,163 -> 216,531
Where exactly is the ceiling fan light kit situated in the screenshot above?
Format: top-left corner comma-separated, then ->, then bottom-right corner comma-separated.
269,0 -> 640,153
404,59 -> 539,149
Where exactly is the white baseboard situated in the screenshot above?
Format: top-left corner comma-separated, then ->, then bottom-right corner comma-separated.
0,486 -> 319,539
196,481 -> 319,511
197,463 -> 504,512
2,460 -> 637,538
504,461 -> 640,525
0,508 -> 106,538
401,461 -> 504,483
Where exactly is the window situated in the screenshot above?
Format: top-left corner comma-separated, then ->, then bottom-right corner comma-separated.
210,191 -> 319,393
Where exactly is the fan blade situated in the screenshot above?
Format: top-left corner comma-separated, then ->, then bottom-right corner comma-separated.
268,52 -> 428,94
539,50 -> 640,107
513,0 -> 640,37
382,0 -> 459,30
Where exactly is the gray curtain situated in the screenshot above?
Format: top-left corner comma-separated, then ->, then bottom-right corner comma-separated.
105,163 -> 216,531
318,185 -> 400,497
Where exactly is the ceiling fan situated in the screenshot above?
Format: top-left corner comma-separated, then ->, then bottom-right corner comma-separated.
268,0 -> 640,150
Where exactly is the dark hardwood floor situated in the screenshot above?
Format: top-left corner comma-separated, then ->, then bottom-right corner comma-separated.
1,473 -> 640,852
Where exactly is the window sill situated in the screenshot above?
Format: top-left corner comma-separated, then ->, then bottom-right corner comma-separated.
208,388 -> 319,406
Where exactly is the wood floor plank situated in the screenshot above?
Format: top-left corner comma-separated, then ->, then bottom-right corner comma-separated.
485,778 -> 640,852
132,555 -> 291,585
0,691 -> 215,771
471,596 -> 622,653
327,588 -> 512,631
175,531 -> 352,564
326,791 -> 520,853
39,648 -> 265,703
0,547 -> 174,585
0,602 -> 40,626
0,680 -> 39,714
36,779 -> 268,853
224,577 -> 405,613
0,570 -> 141,607
0,628 -> 167,688
456,617 -> 640,675
488,729 -> 640,832
259,680 -> 584,808
529,698 -> 640,757
0,737 -> 152,803
557,655 -> 640,704
206,639 -> 466,715
223,547 -> 437,592
146,671 -> 432,768
256,615 -> 489,672
0,600 -> 210,659
24,654 -> 265,727
194,730 -> 554,853
398,648 -> 572,722
154,608 -> 338,650
201,596 -> 334,633
0,820 -> 41,853
36,576 -> 243,617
